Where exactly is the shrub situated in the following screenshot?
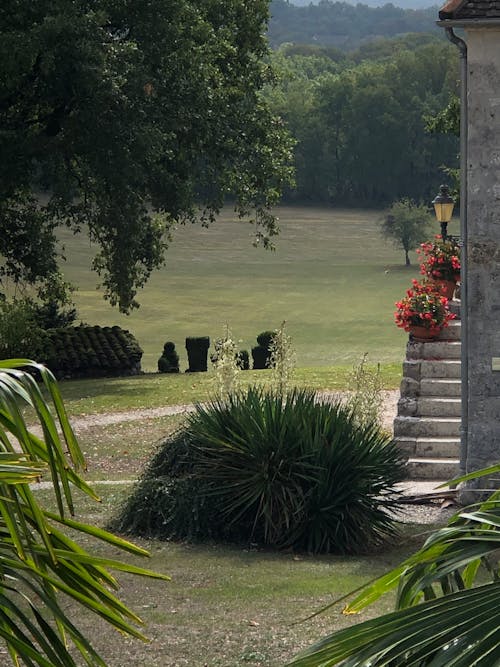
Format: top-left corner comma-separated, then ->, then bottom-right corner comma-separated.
251,330 -> 276,369
40,325 -> 143,378
158,341 -> 180,373
256,330 -> 275,350
251,345 -> 268,370
114,387 -> 406,554
0,298 -> 47,359
185,336 -> 210,372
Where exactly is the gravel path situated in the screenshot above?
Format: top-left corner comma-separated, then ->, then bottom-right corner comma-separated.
68,390 -> 400,432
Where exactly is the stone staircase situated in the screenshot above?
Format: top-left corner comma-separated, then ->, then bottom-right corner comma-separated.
394,302 -> 461,479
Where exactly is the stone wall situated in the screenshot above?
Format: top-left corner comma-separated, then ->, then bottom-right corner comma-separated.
463,27 -> 500,498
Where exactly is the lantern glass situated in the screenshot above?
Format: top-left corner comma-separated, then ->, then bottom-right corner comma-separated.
433,201 -> 455,223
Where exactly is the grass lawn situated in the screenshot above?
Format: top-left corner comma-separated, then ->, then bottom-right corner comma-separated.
10,204 -> 457,665
33,480 -> 433,667
24,367 -> 437,666
57,206 -> 459,372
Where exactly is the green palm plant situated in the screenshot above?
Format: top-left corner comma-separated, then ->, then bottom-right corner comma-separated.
0,359 -> 169,666
288,467 -> 500,666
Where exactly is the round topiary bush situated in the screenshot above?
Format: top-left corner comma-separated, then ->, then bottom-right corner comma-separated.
113,388 -> 406,554
158,341 -> 180,373
256,330 -> 275,350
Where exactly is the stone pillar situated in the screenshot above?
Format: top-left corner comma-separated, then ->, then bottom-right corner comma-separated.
463,27 -> 500,500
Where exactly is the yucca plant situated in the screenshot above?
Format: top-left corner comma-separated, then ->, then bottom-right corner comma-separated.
0,359 -> 169,666
116,387 -> 406,554
288,466 -> 500,666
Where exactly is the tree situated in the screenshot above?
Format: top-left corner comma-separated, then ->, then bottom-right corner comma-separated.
380,198 -> 432,266
0,359 -> 169,665
288,467 -> 500,666
0,1 -> 294,312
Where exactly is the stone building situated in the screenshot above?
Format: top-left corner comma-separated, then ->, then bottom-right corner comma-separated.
438,0 -> 500,498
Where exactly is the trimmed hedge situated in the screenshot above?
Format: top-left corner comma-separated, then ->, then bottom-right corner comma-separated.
185,337 -> 210,372
252,330 -> 275,369
40,325 -> 142,379
158,341 -> 180,374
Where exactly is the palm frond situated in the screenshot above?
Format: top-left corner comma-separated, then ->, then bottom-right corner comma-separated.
0,360 -> 169,665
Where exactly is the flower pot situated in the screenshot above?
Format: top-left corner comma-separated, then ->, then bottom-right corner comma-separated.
409,325 -> 440,342
433,279 -> 455,300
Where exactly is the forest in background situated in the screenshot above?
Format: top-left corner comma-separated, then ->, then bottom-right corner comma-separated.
268,0 -> 440,49
263,32 -> 459,206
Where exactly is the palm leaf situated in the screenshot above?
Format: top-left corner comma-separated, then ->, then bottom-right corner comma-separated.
0,360 -> 169,664
288,583 -> 500,667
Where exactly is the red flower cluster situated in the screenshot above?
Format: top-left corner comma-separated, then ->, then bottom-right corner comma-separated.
394,279 -> 456,333
417,235 -> 461,282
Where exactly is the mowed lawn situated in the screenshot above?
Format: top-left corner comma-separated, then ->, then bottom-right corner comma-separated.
58,206 -> 457,371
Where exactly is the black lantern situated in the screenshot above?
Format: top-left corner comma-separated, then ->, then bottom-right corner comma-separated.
432,184 -> 455,240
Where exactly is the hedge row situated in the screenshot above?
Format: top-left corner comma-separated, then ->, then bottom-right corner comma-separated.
40,325 -> 143,379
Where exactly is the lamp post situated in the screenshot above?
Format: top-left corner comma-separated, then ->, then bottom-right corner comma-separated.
432,184 -> 455,240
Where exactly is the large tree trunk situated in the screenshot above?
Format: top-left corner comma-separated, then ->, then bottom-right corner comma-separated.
405,249 -> 410,266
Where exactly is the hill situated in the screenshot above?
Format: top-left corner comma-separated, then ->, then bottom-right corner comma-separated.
289,0 -> 438,9
268,0 -> 440,49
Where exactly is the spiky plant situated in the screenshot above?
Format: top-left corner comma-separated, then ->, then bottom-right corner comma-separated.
116,387 -> 406,554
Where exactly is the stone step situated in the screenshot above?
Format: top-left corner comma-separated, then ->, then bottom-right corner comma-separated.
407,340 -> 461,361
437,320 -> 461,341
418,397 -> 461,417
420,360 -> 461,378
396,437 -> 460,458
394,416 -> 461,438
405,457 -> 460,480
403,359 -> 462,381
397,396 -> 461,418
420,378 -> 461,397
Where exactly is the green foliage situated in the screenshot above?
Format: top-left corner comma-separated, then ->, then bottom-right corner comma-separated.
0,0 -> 294,313
31,272 -> 77,329
425,94 -> 460,137
257,330 -> 276,350
345,354 -> 383,428
41,325 -> 143,379
425,94 -> 461,200
115,387 -> 406,554
288,469 -> 500,666
0,297 -> 47,359
265,39 -> 459,205
185,336 -> 210,373
0,360 -> 168,665
157,341 -> 180,374
380,198 -> 433,266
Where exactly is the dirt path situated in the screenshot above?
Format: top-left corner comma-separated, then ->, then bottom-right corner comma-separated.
68,390 -> 400,432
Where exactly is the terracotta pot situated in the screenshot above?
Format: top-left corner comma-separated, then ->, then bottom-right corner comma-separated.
409,325 -> 440,342
433,279 -> 455,300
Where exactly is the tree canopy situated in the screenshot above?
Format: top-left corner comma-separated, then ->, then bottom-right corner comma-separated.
0,0 -> 293,312
265,38 -> 459,205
